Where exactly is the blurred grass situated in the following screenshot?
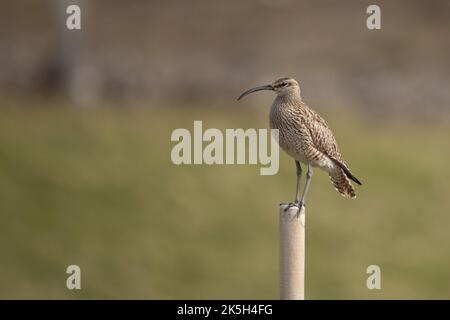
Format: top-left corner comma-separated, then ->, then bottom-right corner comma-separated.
1,99 -> 450,299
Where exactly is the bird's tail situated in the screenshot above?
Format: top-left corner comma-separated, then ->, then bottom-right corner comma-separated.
329,167 -> 357,199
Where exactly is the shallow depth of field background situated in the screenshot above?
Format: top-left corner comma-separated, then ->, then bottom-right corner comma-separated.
1,0 -> 450,299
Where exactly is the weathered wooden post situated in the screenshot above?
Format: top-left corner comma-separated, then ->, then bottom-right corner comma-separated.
279,204 -> 305,300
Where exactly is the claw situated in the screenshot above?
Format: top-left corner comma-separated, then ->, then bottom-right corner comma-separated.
281,200 -> 306,221
295,201 -> 305,218
284,202 -> 300,212
282,201 -> 305,219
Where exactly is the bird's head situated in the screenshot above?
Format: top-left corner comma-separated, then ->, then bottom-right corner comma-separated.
237,77 -> 301,100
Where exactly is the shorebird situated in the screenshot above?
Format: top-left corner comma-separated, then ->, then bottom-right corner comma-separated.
238,77 -> 361,211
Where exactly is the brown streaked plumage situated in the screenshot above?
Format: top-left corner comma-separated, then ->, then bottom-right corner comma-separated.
238,77 -> 361,210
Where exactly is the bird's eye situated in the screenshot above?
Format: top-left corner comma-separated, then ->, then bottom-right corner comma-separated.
281,82 -> 288,87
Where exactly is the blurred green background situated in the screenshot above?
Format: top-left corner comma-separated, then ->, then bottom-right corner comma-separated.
1,0 -> 450,299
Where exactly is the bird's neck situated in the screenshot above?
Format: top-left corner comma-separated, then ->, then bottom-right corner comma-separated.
278,92 -> 303,105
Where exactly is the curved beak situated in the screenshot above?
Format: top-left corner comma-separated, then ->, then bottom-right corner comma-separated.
237,84 -> 273,100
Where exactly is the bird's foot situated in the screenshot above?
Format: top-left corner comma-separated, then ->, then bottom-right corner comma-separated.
282,201 -> 305,217
296,201 -> 305,219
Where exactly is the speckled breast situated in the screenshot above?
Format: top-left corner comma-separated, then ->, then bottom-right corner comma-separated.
269,101 -> 309,164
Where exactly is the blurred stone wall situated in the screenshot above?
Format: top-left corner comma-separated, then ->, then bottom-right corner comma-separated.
0,0 -> 449,116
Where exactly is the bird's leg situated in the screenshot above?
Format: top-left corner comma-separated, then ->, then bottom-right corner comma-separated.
299,164 -> 313,209
284,161 -> 302,213
295,160 -> 302,203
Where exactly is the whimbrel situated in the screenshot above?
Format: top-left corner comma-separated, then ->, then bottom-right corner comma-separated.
238,77 -> 362,211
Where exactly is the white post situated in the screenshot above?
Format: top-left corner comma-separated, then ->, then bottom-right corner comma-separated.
279,204 -> 305,300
